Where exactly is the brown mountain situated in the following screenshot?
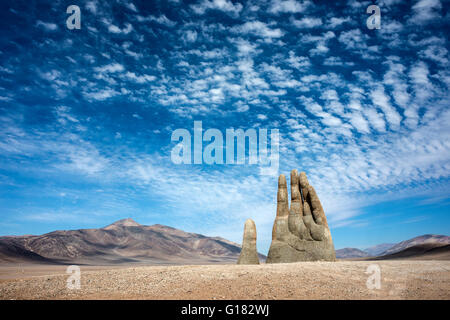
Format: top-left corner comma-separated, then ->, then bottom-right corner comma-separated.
336,234 -> 450,260
0,218 -> 266,265
379,234 -> 450,256
373,243 -> 450,260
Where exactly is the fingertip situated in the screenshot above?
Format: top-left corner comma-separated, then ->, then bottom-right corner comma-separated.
290,169 -> 302,202
278,174 -> 287,188
299,171 -> 309,188
244,219 -> 257,240
290,169 -> 299,184
277,174 -> 289,209
245,218 -> 256,229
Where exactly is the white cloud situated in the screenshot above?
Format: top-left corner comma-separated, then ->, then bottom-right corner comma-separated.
191,0 -> 243,16
86,1 -> 98,14
269,0 -> 311,14
409,60 -> 434,102
36,20 -> 58,31
126,2 -> 138,12
84,89 -> 120,101
182,30 -> 198,43
380,20 -> 404,34
370,85 -> 402,130
420,45 -> 449,65
338,29 -> 368,50
232,21 -> 284,39
39,69 -> 61,81
409,0 -> 442,24
94,63 -> 124,73
188,48 -> 228,59
349,112 -> 371,134
309,43 -> 329,56
303,102 -> 342,127
383,58 -> 410,110
323,56 -> 355,67
232,38 -> 261,56
291,17 -> 322,28
321,89 -> 339,101
55,106 -> 79,125
108,23 -> 133,34
363,107 -> 386,132
301,31 -> 335,56
327,16 -> 351,28
257,114 -> 267,120
124,72 -> 156,83
137,14 -> 177,27
287,51 -> 311,69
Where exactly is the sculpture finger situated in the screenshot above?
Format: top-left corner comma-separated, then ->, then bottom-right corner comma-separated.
303,202 -> 327,241
307,185 -> 329,228
243,219 -> 257,243
271,174 -> 290,241
288,170 -> 310,239
299,171 -> 309,202
237,219 -> 259,265
289,169 -> 303,216
276,174 -> 289,218
302,201 -> 314,235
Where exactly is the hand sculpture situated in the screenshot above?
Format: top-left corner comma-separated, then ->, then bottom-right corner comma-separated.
266,170 -> 336,263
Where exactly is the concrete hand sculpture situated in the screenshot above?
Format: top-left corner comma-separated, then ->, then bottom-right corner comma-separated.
237,219 -> 260,264
266,170 -> 336,263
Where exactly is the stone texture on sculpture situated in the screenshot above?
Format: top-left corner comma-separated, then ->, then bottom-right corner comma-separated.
266,170 -> 336,263
237,219 -> 260,264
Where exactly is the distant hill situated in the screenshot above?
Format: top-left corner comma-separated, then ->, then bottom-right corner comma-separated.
0,242 -> 54,264
373,243 -> 450,260
336,234 -> 450,259
0,218 -> 266,265
380,234 -> 450,256
363,243 -> 395,257
336,248 -> 369,259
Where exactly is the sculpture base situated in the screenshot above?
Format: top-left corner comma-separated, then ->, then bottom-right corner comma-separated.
266,240 -> 336,263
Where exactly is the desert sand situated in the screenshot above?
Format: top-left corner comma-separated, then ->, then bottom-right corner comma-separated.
0,260 -> 449,300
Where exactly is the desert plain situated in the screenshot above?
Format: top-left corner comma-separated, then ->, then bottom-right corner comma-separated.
0,260 -> 449,300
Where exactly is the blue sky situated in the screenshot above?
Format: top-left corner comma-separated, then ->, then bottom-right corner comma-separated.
0,0 -> 449,254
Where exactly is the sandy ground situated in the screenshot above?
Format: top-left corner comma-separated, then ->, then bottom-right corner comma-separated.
0,260 -> 449,300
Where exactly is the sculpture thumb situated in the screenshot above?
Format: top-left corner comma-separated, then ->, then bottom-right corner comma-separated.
237,219 -> 260,265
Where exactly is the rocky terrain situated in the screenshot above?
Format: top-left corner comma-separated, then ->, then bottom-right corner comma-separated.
0,218 -> 266,265
0,261 -> 448,299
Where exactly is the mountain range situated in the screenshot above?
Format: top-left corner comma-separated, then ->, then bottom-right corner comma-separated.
336,234 -> 450,259
0,218 -> 266,265
1,219 -> 448,264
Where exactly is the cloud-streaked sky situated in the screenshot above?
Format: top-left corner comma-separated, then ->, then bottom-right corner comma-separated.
0,0 -> 449,253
